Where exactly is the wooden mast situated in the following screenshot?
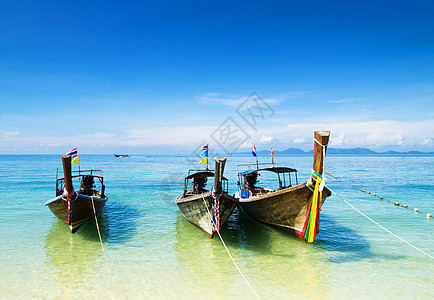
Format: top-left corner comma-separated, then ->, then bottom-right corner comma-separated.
62,155 -> 75,199
213,157 -> 227,194
312,131 -> 330,175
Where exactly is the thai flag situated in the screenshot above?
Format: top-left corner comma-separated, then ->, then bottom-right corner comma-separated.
252,145 -> 257,157
66,148 -> 79,164
66,148 -> 77,157
200,144 -> 208,157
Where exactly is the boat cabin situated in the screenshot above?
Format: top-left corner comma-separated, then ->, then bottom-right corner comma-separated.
183,169 -> 229,196
56,169 -> 105,197
237,166 -> 298,198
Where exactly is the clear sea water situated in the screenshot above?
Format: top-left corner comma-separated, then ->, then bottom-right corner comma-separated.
0,154 -> 433,299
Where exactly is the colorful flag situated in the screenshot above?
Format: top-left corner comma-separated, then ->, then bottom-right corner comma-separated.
199,144 -> 208,164
66,148 -> 79,164
210,187 -> 221,232
200,144 -> 208,157
66,148 -> 77,156
252,145 -> 257,157
271,147 -> 274,158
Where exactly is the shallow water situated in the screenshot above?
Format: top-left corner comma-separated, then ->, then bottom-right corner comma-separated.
0,155 -> 432,299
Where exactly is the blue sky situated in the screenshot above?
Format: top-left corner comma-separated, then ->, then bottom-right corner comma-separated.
1,0 -> 433,154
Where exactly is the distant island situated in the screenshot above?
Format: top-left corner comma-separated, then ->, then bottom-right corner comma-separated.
238,147 -> 434,156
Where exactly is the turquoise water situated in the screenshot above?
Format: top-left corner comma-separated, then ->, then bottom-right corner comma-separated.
0,155 -> 433,299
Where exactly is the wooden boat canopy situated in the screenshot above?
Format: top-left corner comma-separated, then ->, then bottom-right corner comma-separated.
237,164 -> 299,194
185,170 -> 228,181
55,169 -> 105,197
239,166 -> 297,175
183,168 -> 229,194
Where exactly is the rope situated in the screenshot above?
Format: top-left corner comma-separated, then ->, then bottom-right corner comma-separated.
312,138 -> 326,193
201,194 -> 261,299
329,188 -> 434,260
356,187 -> 433,217
91,197 -> 121,299
325,171 -> 432,218
324,171 -> 337,179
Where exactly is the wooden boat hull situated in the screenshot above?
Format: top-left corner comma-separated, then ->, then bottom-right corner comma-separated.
175,192 -> 238,238
46,194 -> 107,233
238,183 -> 331,240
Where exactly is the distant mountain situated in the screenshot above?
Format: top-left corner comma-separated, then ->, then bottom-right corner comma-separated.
324,147 -> 377,154
238,147 -> 434,155
278,148 -> 307,154
382,150 -> 426,155
247,148 -> 307,155
326,148 -> 434,155
255,148 -> 306,155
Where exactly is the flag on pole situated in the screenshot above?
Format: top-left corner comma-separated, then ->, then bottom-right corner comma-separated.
66,148 -> 79,164
200,144 -> 208,157
271,147 -> 274,158
251,145 -> 257,157
199,144 -> 208,165
66,148 -> 77,156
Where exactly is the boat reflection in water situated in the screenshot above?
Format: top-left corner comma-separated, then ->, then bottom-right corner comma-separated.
173,206 -> 335,298
43,216 -> 108,292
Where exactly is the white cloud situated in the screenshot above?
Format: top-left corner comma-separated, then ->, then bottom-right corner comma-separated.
125,126 -> 216,145
330,98 -> 361,104
259,135 -> 275,144
245,119 -> 434,150
284,91 -> 315,99
329,133 -> 346,147
195,92 -> 305,107
293,136 -> 306,144
2,118 -> 434,153
196,93 -> 249,106
0,131 -> 20,137
422,138 -> 433,145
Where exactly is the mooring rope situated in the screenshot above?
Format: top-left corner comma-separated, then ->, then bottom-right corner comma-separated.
357,188 -> 432,218
329,188 -> 434,260
201,194 -> 261,299
324,172 -> 432,218
91,197 -> 121,299
324,171 -> 337,179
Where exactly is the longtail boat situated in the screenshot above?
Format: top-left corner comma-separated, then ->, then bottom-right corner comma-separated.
234,131 -> 331,242
45,155 -> 108,233
175,157 -> 238,238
